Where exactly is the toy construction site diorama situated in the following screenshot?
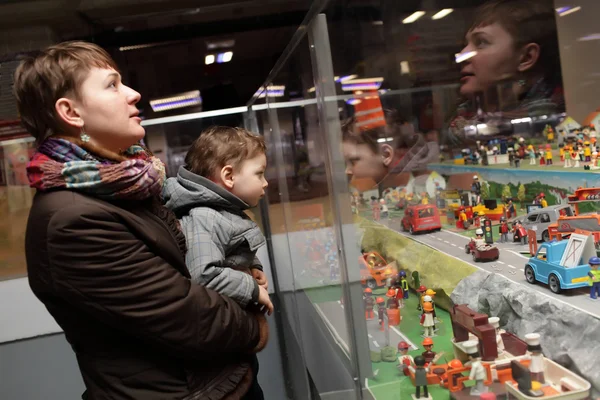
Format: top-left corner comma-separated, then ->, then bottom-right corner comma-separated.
295,126 -> 600,399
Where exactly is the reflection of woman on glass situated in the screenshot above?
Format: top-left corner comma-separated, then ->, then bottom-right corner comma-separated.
452,0 -> 563,135
17,42 -> 267,400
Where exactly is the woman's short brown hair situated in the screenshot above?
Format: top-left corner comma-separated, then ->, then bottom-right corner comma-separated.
13,41 -> 118,143
185,126 -> 266,179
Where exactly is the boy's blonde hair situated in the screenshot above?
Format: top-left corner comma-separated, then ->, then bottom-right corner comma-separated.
185,126 -> 266,179
13,41 -> 118,143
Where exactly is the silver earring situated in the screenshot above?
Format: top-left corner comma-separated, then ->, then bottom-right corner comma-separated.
80,127 -> 90,142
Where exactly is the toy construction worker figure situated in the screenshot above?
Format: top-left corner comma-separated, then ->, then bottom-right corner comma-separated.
420,301 -> 435,337
588,256 -> 600,299
424,289 -> 438,328
421,337 -> 436,365
386,288 -> 399,308
457,206 -> 468,229
397,341 -> 414,376
539,192 -> 548,208
376,297 -> 386,331
464,340 -> 488,396
409,356 -> 431,399
440,359 -> 464,389
364,288 -> 375,320
584,141 -> 592,162
544,144 -> 553,165
499,217 -> 509,243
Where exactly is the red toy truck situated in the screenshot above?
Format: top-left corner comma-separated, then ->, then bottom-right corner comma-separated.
401,204 -> 442,234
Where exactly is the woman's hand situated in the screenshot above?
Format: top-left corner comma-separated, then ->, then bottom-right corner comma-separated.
251,269 -> 268,290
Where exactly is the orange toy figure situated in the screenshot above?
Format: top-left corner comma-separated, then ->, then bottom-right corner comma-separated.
364,288 -> 375,320
538,145 -> 545,165
440,359 -> 464,388
416,285 -> 427,311
376,297 -> 386,331
421,302 -> 435,338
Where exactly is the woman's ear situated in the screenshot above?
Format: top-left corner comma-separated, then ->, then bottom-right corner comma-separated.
381,144 -> 395,167
55,98 -> 83,130
517,43 -> 540,73
220,165 -> 235,189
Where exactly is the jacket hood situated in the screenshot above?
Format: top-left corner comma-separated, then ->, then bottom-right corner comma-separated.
163,166 -> 249,216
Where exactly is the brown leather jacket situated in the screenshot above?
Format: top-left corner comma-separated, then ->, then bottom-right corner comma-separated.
25,190 -> 267,400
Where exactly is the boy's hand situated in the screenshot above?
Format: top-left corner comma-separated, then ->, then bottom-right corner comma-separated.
252,269 -> 268,290
257,285 -> 274,316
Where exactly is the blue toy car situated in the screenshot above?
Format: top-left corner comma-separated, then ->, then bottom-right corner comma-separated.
524,239 -> 591,294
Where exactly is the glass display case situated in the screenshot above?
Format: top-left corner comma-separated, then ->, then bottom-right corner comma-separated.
246,0 -> 600,399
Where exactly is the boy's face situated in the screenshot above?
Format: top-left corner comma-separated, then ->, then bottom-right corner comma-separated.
343,142 -> 388,183
231,153 -> 268,207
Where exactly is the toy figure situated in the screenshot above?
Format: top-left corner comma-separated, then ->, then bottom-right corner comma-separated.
439,359 -> 464,389
505,198 -> 516,219
364,288 -> 375,320
420,301 -> 435,337
416,285 -> 427,311
499,217 -> 509,243
397,341 -> 414,376
563,144 -> 572,167
558,143 -> 565,162
474,228 -> 486,247
480,145 -> 489,166
421,193 -> 429,205
528,144 -> 536,165
488,317 -> 505,354
590,152 -> 600,170
464,340 -> 488,396
539,192 -> 548,208
544,144 -> 553,165
571,145 -> 580,168
508,148 -> 515,167
584,141 -> 592,163
457,206 -> 468,229
588,256 -> 600,299
578,144 -> 585,162
421,337 -> 436,365
371,196 -> 381,221
538,145 -> 545,165
512,220 -> 527,245
380,198 -> 389,219
386,288 -> 399,308
409,356 -> 430,399
424,289 -> 438,328
377,297 -> 386,331
591,126 -> 598,145
399,270 -> 409,300
524,333 -> 545,384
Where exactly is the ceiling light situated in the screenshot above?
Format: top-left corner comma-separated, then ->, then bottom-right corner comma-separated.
403,11 -> 425,24
205,54 -> 215,65
372,20 -> 384,26
556,6 -> 581,16
400,61 -> 410,75
432,9 -> 453,20
455,51 -> 477,63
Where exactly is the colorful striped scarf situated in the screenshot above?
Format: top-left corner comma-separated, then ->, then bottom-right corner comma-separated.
27,138 -> 165,200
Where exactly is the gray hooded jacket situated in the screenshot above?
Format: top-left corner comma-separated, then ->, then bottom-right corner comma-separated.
163,166 -> 263,307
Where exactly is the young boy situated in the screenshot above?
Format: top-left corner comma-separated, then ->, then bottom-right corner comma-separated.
163,126 -> 274,315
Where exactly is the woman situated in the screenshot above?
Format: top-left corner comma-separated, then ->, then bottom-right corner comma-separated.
448,0 -> 564,145
16,41 -> 268,400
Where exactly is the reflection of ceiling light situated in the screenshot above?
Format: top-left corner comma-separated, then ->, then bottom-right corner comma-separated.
308,87 -> 316,93
150,90 -> 202,112
207,39 -> 235,50
336,74 -> 358,82
511,117 -> 532,124
556,6 -> 581,16
255,85 -> 286,98
577,33 -> 600,41
205,55 -> 215,65
377,137 -> 394,143
455,51 -> 477,63
221,51 -> 233,63
432,9 -> 453,20
400,61 -> 410,75
347,99 -> 362,106
403,11 -> 425,24
342,77 -> 384,91
372,20 -> 384,25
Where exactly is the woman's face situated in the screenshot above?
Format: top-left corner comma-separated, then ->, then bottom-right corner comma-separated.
74,67 -> 144,152
459,23 -> 521,97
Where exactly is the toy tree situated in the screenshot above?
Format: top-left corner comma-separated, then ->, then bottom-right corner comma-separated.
517,184 -> 526,210
502,184 -> 512,201
481,182 -> 490,200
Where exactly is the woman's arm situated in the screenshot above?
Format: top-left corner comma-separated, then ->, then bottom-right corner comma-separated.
46,204 -> 266,359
